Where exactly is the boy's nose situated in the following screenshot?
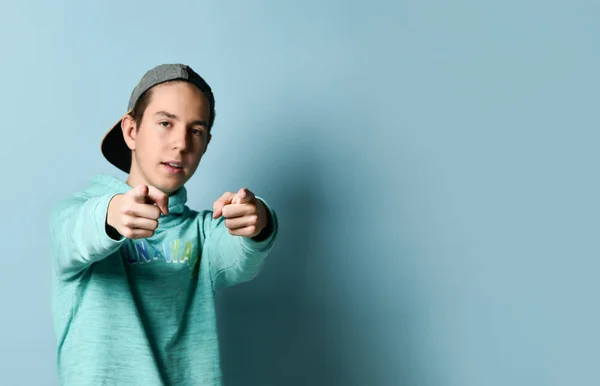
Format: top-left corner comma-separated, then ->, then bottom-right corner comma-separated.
172,130 -> 189,152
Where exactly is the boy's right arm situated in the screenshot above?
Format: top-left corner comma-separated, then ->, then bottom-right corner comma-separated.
50,193 -> 127,278
50,185 -> 169,279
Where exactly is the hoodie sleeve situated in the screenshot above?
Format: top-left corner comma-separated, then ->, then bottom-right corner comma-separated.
201,198 -> 279,291
50,193 -> 127,279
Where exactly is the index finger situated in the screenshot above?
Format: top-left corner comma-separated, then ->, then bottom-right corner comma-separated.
130,185 -> 149,204
235,188 -> 256,204
146,186 -> 170,215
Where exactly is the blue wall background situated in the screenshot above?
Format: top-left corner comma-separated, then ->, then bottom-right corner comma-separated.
1,1 -> 598,385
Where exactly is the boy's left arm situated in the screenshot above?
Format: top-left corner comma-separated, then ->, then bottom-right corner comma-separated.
202,188 -> 279,291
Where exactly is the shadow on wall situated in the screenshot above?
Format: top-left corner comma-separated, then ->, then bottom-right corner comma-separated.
214,119 -> 439,386
215,127 -> 346,386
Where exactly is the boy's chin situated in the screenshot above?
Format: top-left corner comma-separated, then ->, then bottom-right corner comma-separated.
146,173 -> 186,194
155,180 -> 186,195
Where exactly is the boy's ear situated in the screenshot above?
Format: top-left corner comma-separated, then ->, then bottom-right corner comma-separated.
204,133 -> 212,151
121,114 -> 137,151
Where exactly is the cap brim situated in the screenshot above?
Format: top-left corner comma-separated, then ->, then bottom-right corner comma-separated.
101,114 -> 132,173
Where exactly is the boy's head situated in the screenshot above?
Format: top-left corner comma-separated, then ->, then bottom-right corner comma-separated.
101,64 -> 215,194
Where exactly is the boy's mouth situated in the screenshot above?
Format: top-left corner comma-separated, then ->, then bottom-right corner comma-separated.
162,161 -> 184,173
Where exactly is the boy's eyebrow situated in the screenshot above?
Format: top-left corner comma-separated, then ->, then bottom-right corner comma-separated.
155,110 -> 208,128
155,111 -> 178,120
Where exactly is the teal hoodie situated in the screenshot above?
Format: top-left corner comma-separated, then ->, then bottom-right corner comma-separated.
49,175 -> 278,385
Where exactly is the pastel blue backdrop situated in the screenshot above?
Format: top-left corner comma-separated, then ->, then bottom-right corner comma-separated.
1,1 -> 598,385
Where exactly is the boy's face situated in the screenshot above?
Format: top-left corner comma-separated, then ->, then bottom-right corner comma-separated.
122,81 -> 212,194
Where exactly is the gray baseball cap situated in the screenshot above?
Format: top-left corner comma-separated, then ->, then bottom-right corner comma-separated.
101,63 -> 215,173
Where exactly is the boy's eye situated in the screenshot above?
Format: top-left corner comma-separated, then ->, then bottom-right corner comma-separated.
159,121 -> 171,128
191,128 -> 203,136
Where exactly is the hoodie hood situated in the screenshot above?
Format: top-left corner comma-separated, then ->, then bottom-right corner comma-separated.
87,174 -> 190,228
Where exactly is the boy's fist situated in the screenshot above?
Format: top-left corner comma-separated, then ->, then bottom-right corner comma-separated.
107,185 -> 169,239
213,188 -> 268,238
